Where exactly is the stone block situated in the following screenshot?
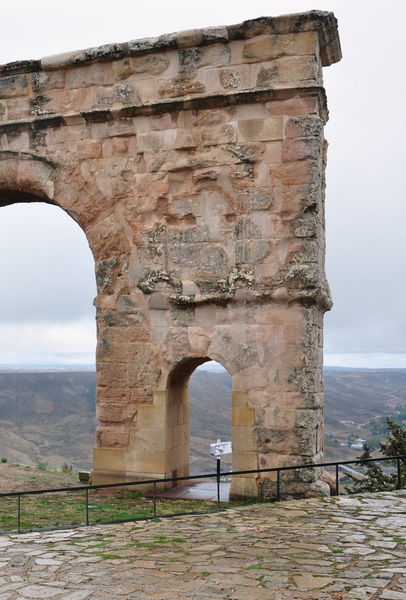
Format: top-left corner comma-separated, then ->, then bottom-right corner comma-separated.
68,139 -> 102,160
96,395 -> 135,423
232,406 -> 255,426
152,390 -> 167,406
149,292 -> 170,310
271,161 -> 311,186
238,117 -> 283,142
242,32 -> 318,62
230,476 -> 258,499
138,404 -> 166,429
233,426 -> 256,452
179,44 -> 231,73
132,53 -> 170,76
67,63 -> 113,89
232,452 -> 258,471
131,427 -> 167,452
127,449 -> 166,473
284,116 -> 324,140
0,75 -> 28,99
282,137 -> 320,162
231,390 -> 247,408
174,129 -> 197,149
266,96 -> 319,117
201,123 -> 237,146
96,424 -> 130,448
157,76 -> 205,98
264,406 -> 296,429
93,447 -> 125,472
253,56 -> 319,87
5,98 -> 30,121
97,362 -> 127,388
32,70 -> 65,92
296,408 -> 323,429
172,424 -> 189,446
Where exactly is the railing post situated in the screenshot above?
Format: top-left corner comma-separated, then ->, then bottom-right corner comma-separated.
153,481 -> 157,518
397,457 -> 402,490
335,463 -> 339,496
17,494 -> 21,534
276,469 -> 280,502
85,488 -> 89,526
216,457 -> 221,511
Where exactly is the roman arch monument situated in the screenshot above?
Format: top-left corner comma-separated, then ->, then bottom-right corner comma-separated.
0,11 -> 341,497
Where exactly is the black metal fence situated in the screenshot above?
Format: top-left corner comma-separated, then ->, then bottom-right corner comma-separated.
0,454 -> 404,535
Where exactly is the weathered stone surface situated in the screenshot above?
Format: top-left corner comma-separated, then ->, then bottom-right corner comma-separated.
0,75 -> 28,99
243,31 -> 318,61
0,12 -> 341,495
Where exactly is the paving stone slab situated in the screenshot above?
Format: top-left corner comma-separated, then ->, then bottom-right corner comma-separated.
0,491 -> 404,599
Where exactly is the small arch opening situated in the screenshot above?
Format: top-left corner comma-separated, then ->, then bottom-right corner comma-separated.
166,357 -> 232,480
190,361 -> 232,474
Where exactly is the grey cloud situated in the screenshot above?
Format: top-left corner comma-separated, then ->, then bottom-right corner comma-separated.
0,203 -> 96,323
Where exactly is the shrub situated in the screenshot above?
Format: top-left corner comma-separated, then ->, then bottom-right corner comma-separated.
348,418 -> 406,493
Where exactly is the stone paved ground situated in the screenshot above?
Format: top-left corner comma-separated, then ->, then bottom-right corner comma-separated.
0,491 -> 405,600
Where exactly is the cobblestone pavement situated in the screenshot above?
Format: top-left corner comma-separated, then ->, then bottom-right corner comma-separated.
0,491 -> 405,599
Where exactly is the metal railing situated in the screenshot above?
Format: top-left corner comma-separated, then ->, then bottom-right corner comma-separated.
0,454 -> 404,535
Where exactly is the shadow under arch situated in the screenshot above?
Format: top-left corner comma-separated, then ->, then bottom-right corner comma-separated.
165,357 -> 213,483
0,151 -> 57,208
164,356 -> 234,485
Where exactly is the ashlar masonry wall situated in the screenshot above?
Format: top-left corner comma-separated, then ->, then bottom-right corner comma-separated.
0,11 -> 341,497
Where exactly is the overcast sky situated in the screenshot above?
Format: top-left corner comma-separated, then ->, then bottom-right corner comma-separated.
0,0 -> 405,368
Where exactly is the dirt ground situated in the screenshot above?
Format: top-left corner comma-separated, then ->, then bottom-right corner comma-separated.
0,463 -> 83,493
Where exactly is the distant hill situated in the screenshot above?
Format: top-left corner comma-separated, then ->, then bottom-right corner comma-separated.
0,372 -> 96,470
323,369 -> 406,460
0,368 -> 405,473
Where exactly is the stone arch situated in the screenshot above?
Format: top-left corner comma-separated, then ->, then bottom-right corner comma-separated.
0,151 -> 57,207
0,12 -> 341,497
124,351 -> 253,497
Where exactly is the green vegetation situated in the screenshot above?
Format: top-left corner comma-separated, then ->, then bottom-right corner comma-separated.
1,457 -> 7,463
348,417 -> 406,493
393,535 -> 404,543
0,484 -> 226,533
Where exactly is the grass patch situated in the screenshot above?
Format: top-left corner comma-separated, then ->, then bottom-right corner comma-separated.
377,528 -> 392,537
0,488 -> 220,533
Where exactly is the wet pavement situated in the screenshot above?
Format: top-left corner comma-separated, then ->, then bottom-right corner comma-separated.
0,490 -> 405,599
153,481 -> 230,502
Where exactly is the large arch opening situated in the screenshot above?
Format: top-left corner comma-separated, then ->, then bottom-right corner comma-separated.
0,197 -> 97,470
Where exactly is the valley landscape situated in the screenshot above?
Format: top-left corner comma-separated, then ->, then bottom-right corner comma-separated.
0,368 -> 405,475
